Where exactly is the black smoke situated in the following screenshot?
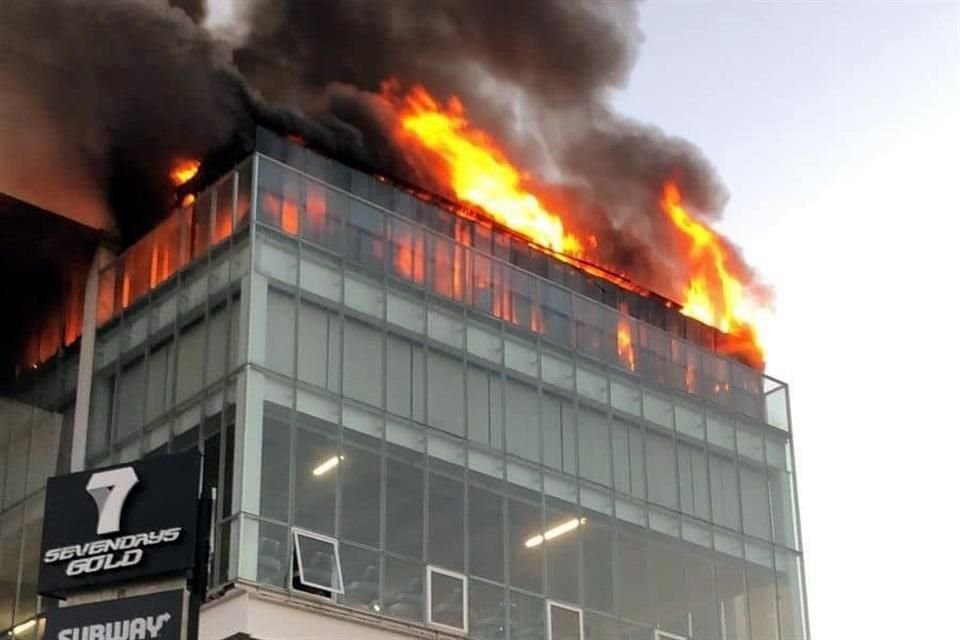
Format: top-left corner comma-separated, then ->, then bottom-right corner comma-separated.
0,0 -> 764,378
236,0 -> 737,292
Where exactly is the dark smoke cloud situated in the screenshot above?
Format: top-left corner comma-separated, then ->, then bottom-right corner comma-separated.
0,0 -> 248,240
0,0 -> 762,379
235,0 -> 736,297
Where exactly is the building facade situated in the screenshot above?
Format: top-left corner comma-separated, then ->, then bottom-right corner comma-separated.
0,129 -> 808,639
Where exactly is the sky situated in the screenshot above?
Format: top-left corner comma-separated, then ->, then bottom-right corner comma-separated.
617,1 -> 960,637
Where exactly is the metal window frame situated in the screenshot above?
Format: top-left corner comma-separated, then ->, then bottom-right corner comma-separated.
546,599 -> 584,640
290,527 -> 344,594
654,629 -> 688,640
426,565 -> 469,634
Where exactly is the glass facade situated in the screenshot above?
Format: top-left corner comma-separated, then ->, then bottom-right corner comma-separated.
0,129 -> 807,640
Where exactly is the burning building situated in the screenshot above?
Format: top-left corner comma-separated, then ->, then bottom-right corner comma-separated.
0,2 -> 807,640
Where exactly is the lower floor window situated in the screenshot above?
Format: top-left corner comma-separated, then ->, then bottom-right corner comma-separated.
427,565 -> 468,632
292,528 -> 344,597
547,600 -> 583,640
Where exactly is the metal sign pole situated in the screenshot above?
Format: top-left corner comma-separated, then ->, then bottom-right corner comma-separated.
187,483 -> 215,640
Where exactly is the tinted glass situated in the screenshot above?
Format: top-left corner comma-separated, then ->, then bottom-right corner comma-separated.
549,604 -> 582,640
429,570 -> 465,630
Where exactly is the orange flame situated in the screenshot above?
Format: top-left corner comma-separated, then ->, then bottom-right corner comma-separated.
395,86 -> 583,256
170,159 -> 200,187
660,182 -> 766,367
388,84 -> 766,368
617,318 -> 637,371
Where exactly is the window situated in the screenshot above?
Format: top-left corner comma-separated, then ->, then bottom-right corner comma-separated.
343,318 -> 383,407
427,566 -> 468,633
427,350 -> 465,436
654,630 -> 688,640
291,528 -> 344,596
547,601 -> 583,640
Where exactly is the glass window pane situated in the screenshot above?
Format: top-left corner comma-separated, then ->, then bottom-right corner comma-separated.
145,342 -> 173,423
469,485 -> 504,582
717,561 -> 749,640
582,524 -> 614,613
429,569 -> 466,630
777,551 -> 806,640
678,441 -> 710,520
686,554 -> 720,640
467,366 -> 499,448
260,403 -> 291,522
116,358 -> 145,440
293,531 -> 342,593
258,158 -> 301,234
14,495 -> 41,625
0,504 -> 22,630
652,542 -> 687,635
577,407 -> 610,486
428,473 -> 465,571
469,579 -> 506,640
213,177 -> 234,243
386,457 -> 423,558
265,289 -> 295,377
340,543 -> 380,612
740,463 -> 771,540
297,300 -> 331,389
543,394 -> 576,475
257,521 -> 288,587
343,319 -> 383,407
205,304 -> 229,384
340,444 -> 382,547
510,590 -> 544,640
618,529 -> 654,625
303,181 -> 338,248
646,429 -> 678,508
175,319 -> 206,403
747,566 -> 779,640
427,350 -> 465,436
508,498 -> 543,593
549,603 -> 582,640
384,556 -> 423,623
505,378 -> 540,463
293,419 -> 338,535
583,612 -> 618,640
545,509 -> 580,605
386,334 -> 414,418
768,433 -> 798,549
710,450 -> 741,530
611,418 -> 631,494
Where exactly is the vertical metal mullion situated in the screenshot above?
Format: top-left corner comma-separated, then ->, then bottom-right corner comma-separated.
460,297 -> 470,579
784,382 -> 811,640
377,265 -> 388,603
197,188 -> 215,455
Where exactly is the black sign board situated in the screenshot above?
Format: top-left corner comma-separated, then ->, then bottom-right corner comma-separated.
45,590 -> 184,640
38,451 -> 201,597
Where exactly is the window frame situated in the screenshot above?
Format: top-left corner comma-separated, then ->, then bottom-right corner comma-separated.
290,527 -> 345,595
546,599 -> 584,640
426,565 -> 469,634
654,629 -> 688,640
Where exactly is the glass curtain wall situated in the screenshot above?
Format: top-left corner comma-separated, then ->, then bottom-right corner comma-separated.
238,141 -> 807,640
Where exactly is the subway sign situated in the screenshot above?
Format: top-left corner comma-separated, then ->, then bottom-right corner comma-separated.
45,590 -> 185,640
38,451 -> 201,597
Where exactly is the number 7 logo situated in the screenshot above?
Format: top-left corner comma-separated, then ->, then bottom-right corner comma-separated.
85,467 -> 139,535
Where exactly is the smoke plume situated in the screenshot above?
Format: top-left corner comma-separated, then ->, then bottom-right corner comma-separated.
0,0 -> 766,378
235,0 -> 740,292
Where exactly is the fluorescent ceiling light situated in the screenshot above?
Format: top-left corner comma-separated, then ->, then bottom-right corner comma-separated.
524,517 -> 586,548
12,619 -> 37,636
312,455 -> 344,477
